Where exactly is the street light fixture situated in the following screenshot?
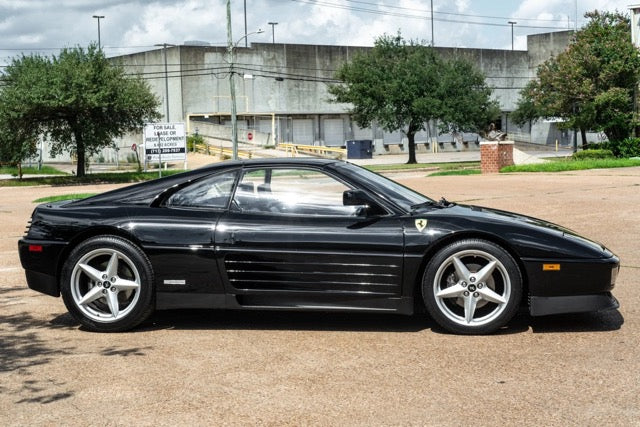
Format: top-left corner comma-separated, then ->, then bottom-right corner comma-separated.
228,29 -> 264,160
268,22 -> 278,44
508,21 -> 517,50
92,15 -> 105,50
227,0 -> 264,160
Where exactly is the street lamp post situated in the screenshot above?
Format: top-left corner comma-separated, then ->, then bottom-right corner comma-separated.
268,22 -> 278,44
508,21 -> 517,50
154,43 -> 175,122
92,15 -> 105,49
153,43 -> 175,177
227,0 -> 264,160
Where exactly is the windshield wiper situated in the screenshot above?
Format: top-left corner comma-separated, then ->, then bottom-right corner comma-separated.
411,197 -> 456,212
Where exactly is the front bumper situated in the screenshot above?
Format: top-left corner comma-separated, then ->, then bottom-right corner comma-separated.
523,256 -> 619,297
529,292 -> 619,316
523,255 -> 620,316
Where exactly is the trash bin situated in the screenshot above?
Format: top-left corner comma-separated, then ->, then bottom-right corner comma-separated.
346,140 -> 373,159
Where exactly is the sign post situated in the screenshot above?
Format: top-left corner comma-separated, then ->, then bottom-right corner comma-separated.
143,123 -> 187,177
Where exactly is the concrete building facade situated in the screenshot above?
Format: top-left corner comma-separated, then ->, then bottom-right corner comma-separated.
41,30 -> 600,163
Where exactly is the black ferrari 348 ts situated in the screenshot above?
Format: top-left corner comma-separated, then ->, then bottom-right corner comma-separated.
19,158 -> 619,334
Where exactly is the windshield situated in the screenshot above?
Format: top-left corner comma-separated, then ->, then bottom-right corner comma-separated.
334,162 -> 432,211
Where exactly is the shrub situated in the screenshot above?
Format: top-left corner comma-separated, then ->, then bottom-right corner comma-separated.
573,149 -> 615,160
600,138 -> 640,158
187,134 -> 204,152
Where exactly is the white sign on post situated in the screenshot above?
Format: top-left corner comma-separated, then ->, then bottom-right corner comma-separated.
143,122 -> 186,162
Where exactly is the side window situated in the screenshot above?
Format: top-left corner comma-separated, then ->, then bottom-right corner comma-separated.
233,168 -> 360,216
165,171 -> 237,208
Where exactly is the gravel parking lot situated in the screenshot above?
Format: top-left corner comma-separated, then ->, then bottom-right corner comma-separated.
1,167 -> 638,426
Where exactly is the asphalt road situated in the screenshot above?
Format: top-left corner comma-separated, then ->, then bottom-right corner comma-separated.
1,167 -> 638,426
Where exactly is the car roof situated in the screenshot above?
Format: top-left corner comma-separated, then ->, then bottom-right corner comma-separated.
66,158 -> 345,207
193,157 -> 339,173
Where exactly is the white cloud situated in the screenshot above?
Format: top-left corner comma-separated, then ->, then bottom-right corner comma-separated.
0,0 -> 637,63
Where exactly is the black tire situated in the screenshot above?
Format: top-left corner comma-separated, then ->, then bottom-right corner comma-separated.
422,239 -> 522,335
60,235 -> 154,332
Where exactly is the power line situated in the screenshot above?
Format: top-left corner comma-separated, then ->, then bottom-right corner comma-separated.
291,0 -> 573,30
341,0 -> 575,23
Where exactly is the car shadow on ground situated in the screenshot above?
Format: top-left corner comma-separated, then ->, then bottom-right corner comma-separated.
139,310 -> 435,333
122,308 -> 625,335
527,310 -> 624,333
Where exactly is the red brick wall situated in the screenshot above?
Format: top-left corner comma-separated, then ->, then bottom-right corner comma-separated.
480,141 -> 514,173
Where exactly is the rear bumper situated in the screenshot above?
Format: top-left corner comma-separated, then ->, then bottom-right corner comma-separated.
19,238 -> 66,297
24,269 -> 60,297
529,292 -> 619,316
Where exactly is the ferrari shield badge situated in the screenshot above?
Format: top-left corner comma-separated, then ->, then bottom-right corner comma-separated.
415,218 -> 428,232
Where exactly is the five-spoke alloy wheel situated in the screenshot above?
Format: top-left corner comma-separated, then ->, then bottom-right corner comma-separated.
422,239 -> 522,334
61,236 -> 154,332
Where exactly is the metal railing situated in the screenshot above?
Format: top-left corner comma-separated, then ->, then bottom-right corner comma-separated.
193,143 -> 252,159
278,143 -> 346,158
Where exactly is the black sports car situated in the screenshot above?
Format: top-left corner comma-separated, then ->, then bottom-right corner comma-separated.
19,158 -> 619,334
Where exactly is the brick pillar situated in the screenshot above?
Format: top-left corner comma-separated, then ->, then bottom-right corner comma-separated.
480,141 -> 514,173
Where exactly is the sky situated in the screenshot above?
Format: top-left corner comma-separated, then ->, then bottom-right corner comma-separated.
0,0 -> 636,65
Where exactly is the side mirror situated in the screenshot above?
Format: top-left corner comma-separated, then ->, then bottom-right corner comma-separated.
343,189 -> 385,216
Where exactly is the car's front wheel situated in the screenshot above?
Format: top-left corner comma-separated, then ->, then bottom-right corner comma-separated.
60,236 -> 154,332
422,239 -> 522,334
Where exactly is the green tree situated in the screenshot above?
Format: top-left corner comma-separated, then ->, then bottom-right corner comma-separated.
0,45 -> 160,176
329,34 -> 498,163
512,11 -> 640,146
0,101 -> 39,176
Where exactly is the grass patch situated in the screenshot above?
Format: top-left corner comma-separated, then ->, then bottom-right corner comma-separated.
429,169 -> 481,177
33,193 -> 98,203
0,170 -> 185,187
501,158 -> 640,173
0,165 -> 66,176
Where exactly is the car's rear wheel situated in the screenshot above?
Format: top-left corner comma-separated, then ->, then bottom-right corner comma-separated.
60,236 -> 154,332
422,239 -> 522,334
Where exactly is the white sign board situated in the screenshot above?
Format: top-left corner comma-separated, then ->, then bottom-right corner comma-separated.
143,122 -> 186,162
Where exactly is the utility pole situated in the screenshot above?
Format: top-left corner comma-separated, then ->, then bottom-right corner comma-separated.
268,22 -> 278,44
226,0 -> 238,160
244,0 -> 248,47
508,21 -> 516,50
430,0 -> 434,46
92,15 -> 104,49
227,0 -> 264,160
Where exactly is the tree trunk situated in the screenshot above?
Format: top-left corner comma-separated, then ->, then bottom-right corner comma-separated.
580,127 -> 588,149
75,131 -> 86,177
406,131 -> 417,164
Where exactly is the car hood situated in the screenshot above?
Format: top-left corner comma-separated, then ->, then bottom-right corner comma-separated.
420,203 -> 614,259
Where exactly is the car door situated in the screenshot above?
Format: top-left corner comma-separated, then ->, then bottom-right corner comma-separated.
215,166 -> 406,310
128,170 -> 238,294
